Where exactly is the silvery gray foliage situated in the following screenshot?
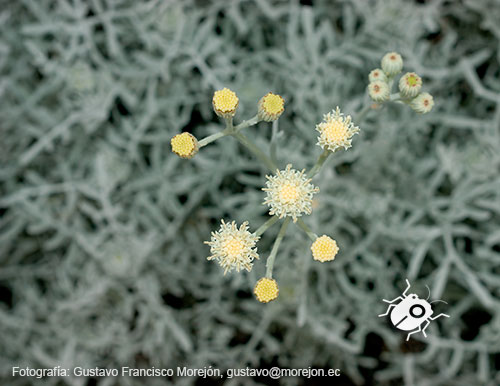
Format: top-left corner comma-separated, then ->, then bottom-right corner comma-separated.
1,0 -> 499,385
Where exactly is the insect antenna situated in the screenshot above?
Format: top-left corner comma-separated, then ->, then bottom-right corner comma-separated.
430,300 -> 448,305
425,285 -> 431,301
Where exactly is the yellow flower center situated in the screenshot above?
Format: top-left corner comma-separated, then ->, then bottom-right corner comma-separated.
171,133 -> 195,157
223,238 -> 244,257
262,94 -> 284,114
407,75 -> 418,87
311,235 -> 339,262
322,120 -> 348,143
279,184 -> 299,203
213,88 -> 238,113
254,278 -> 279,303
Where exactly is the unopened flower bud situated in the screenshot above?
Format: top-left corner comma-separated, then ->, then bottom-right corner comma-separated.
381,52 -> 403,76
368,68 -> 387,83
409,92 -> 434,114
368,81 -> 390,102
399,72 -> 422,98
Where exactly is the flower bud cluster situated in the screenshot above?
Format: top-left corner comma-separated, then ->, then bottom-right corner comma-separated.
367,52 -> 434,113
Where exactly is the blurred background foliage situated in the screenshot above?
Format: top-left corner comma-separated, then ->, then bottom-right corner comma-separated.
1,0 -> 499,385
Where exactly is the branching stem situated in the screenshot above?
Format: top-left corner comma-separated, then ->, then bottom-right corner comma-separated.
308,149 -> 331,178
235,114 -> 260,132
232,131 -> 277,171
296,219 -> 317,242
254,216 -> 279,237
265,217 -> 290,278
198,129 -> 230,147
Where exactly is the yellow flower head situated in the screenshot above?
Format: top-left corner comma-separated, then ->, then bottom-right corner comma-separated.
399,72 -> 422,98
258,92 -> 285,122
311,235 -> 339,262
204,220 -> 259,275
262,164 -> 319,223
171,132 -> 199,159
212,87 -> 239,118
315,107 -> 360,152
254,277 -> 279,303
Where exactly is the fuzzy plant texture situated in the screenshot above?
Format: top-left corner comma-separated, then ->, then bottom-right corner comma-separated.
1,0 -> 500,385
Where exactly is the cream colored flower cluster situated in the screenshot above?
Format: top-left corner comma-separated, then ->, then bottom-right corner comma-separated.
171,72 -> 443,306
168,88 -> 354,302
169,79 -> 433,302
367,52 -> 434,114
205,220 -> 260,275
315,107 -> 359,152
262,164 -> 319,223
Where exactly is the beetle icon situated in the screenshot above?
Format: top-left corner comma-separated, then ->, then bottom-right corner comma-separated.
379,279 -> 450,341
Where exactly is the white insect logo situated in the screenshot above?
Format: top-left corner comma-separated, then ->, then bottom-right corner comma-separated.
378,279 -> 450,341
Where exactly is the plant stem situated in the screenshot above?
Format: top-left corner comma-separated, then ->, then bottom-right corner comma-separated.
198,129 -> 230,147
355,104 -> 372,123
254,215 -> 279,237
269,119 -> 279,165
265,217 -> 290,278
235,114 -> 260,132
387,76 -> 395,92
307,148 -> 331,178
308,102 -> 375,179
232,131 -> 277,171
390,92 -> 400,101
296,219 -> 317,242
225,117 -> 234,130
198,114 -> 278,172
